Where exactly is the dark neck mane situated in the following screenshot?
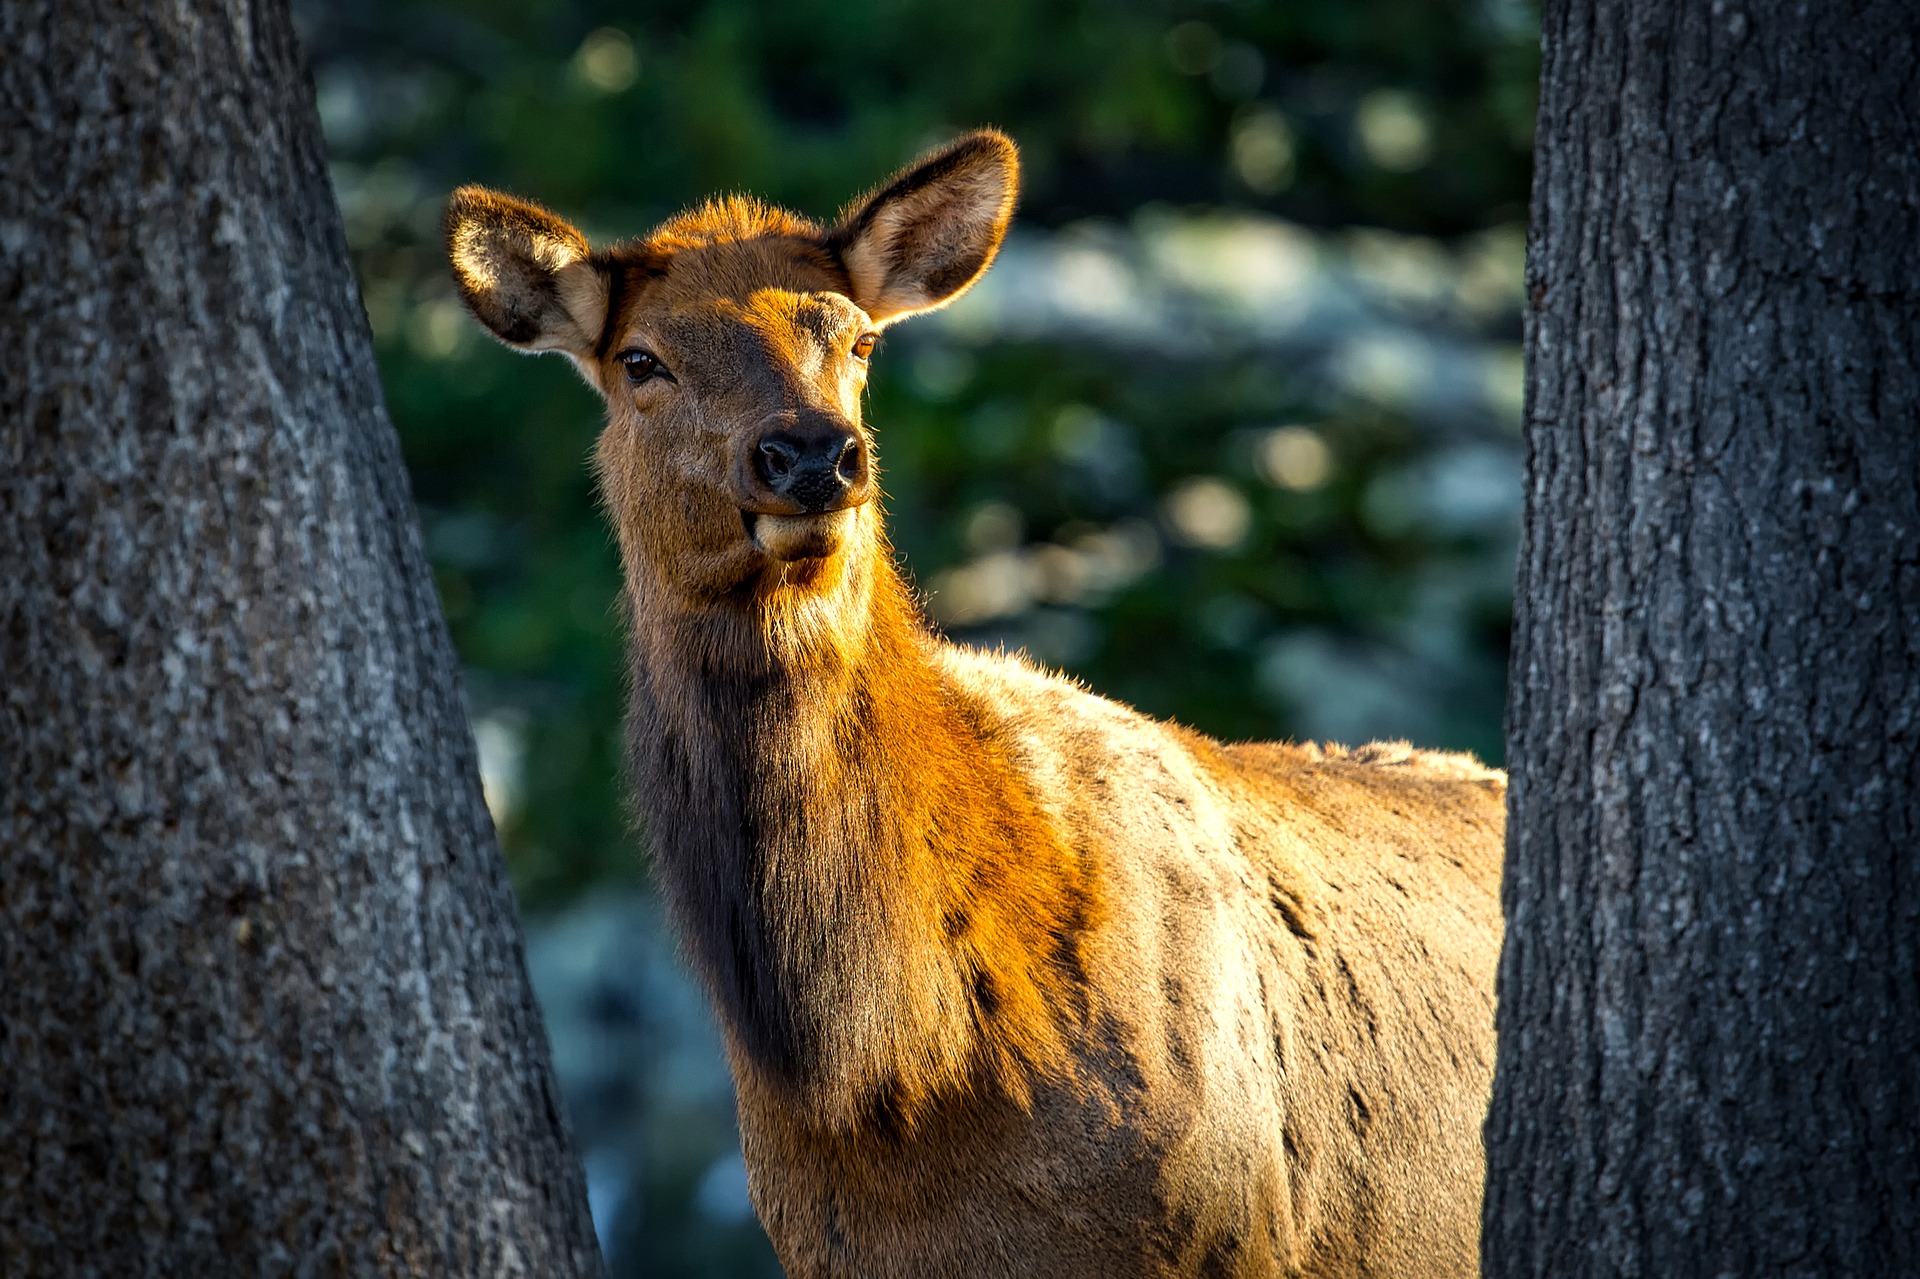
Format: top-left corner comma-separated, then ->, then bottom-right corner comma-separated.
625,548 -> 1091,1131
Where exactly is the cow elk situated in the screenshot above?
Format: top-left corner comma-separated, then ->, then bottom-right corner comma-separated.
447,130 -> 1504,1278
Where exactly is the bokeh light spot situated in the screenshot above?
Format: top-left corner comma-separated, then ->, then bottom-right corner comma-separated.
1355,90 -> 1434,171
574,28 -> 638,94
1232,109 -> 1297,194
1256,427 -> 1334,492
1163,477 -> 1252,550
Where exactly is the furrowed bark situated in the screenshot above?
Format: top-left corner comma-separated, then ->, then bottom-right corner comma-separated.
0,2 -> 604,1273
1487,2 -> 1920,1275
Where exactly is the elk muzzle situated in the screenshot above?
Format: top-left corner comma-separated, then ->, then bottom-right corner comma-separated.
736,413 -> 874,562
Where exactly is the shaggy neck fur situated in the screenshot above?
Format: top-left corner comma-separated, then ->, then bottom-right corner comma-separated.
624,534 -> 1090,1133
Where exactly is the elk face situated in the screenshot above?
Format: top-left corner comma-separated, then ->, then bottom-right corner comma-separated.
590,244 -> 880,586
445,131 -> 1018,614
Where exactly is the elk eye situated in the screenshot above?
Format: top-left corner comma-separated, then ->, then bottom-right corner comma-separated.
851,333 -> 878,362
618,349 -> 672,385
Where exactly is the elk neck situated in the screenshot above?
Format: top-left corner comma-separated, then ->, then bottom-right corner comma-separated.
621,527 -> 1095,1134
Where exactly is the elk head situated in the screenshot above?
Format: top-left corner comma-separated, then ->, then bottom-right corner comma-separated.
445,131 -> 1018,667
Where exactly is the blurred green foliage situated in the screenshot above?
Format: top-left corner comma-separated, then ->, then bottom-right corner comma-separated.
307,0 -> 1534,232
299,3 -> 1534,1268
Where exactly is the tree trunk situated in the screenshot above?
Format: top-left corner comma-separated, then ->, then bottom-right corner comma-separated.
1486,3 -> 1920,1276
0,3 -> 604,1274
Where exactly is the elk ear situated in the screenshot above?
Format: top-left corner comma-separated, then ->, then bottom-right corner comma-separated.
445,186 -> 608,356
831,129 -> 1019,324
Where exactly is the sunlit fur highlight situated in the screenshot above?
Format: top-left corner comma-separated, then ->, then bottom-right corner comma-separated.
446,129 -> 1504,1278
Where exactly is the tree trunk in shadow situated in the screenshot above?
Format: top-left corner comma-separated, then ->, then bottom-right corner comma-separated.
0,1 -> 604,1273
1487,3 -> 1920,1275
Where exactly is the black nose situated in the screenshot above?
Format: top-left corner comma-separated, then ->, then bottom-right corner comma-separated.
752,428 -> 863,513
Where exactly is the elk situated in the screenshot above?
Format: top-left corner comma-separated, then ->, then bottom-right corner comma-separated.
446,130 -> 1503,1278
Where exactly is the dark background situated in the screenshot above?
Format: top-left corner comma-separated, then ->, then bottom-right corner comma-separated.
294,2 -> 1536,1271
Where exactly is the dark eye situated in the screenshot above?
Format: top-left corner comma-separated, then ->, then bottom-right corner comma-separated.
618,349 -> 673,385
851,333 -> 878,362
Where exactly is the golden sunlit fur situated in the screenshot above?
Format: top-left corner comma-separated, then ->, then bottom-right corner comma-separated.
447,129 -> 1504,1278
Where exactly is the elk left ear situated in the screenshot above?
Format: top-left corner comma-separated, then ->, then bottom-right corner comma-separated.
831,129 -> 1019,324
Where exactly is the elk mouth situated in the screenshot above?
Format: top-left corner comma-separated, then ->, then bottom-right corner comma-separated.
742,508 -> 858,563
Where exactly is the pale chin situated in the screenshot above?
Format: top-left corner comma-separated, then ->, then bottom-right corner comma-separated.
750,508 -> 857,563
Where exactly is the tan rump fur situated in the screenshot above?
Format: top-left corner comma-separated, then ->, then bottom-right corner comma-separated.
447,129 -> 1504,1278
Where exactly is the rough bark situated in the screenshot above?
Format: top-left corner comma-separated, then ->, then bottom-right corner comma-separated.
0,2 -> 604,1274
1486,3 -> 1920,1276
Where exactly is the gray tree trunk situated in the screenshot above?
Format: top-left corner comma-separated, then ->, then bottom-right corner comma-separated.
1486,3 -> 1920,1276
0,2 -> 604,1275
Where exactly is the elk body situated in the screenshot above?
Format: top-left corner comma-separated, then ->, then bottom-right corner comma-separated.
448,131 -> 1504,1279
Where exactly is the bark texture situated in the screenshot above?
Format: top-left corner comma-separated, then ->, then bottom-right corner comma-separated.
1487,2 -> 1920,1275
0,2 -> 603,1274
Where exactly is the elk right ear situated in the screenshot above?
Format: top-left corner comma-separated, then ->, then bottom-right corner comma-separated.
445,186 -> 607,357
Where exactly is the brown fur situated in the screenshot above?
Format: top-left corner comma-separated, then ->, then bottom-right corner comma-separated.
447,130 -> 1504,1278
